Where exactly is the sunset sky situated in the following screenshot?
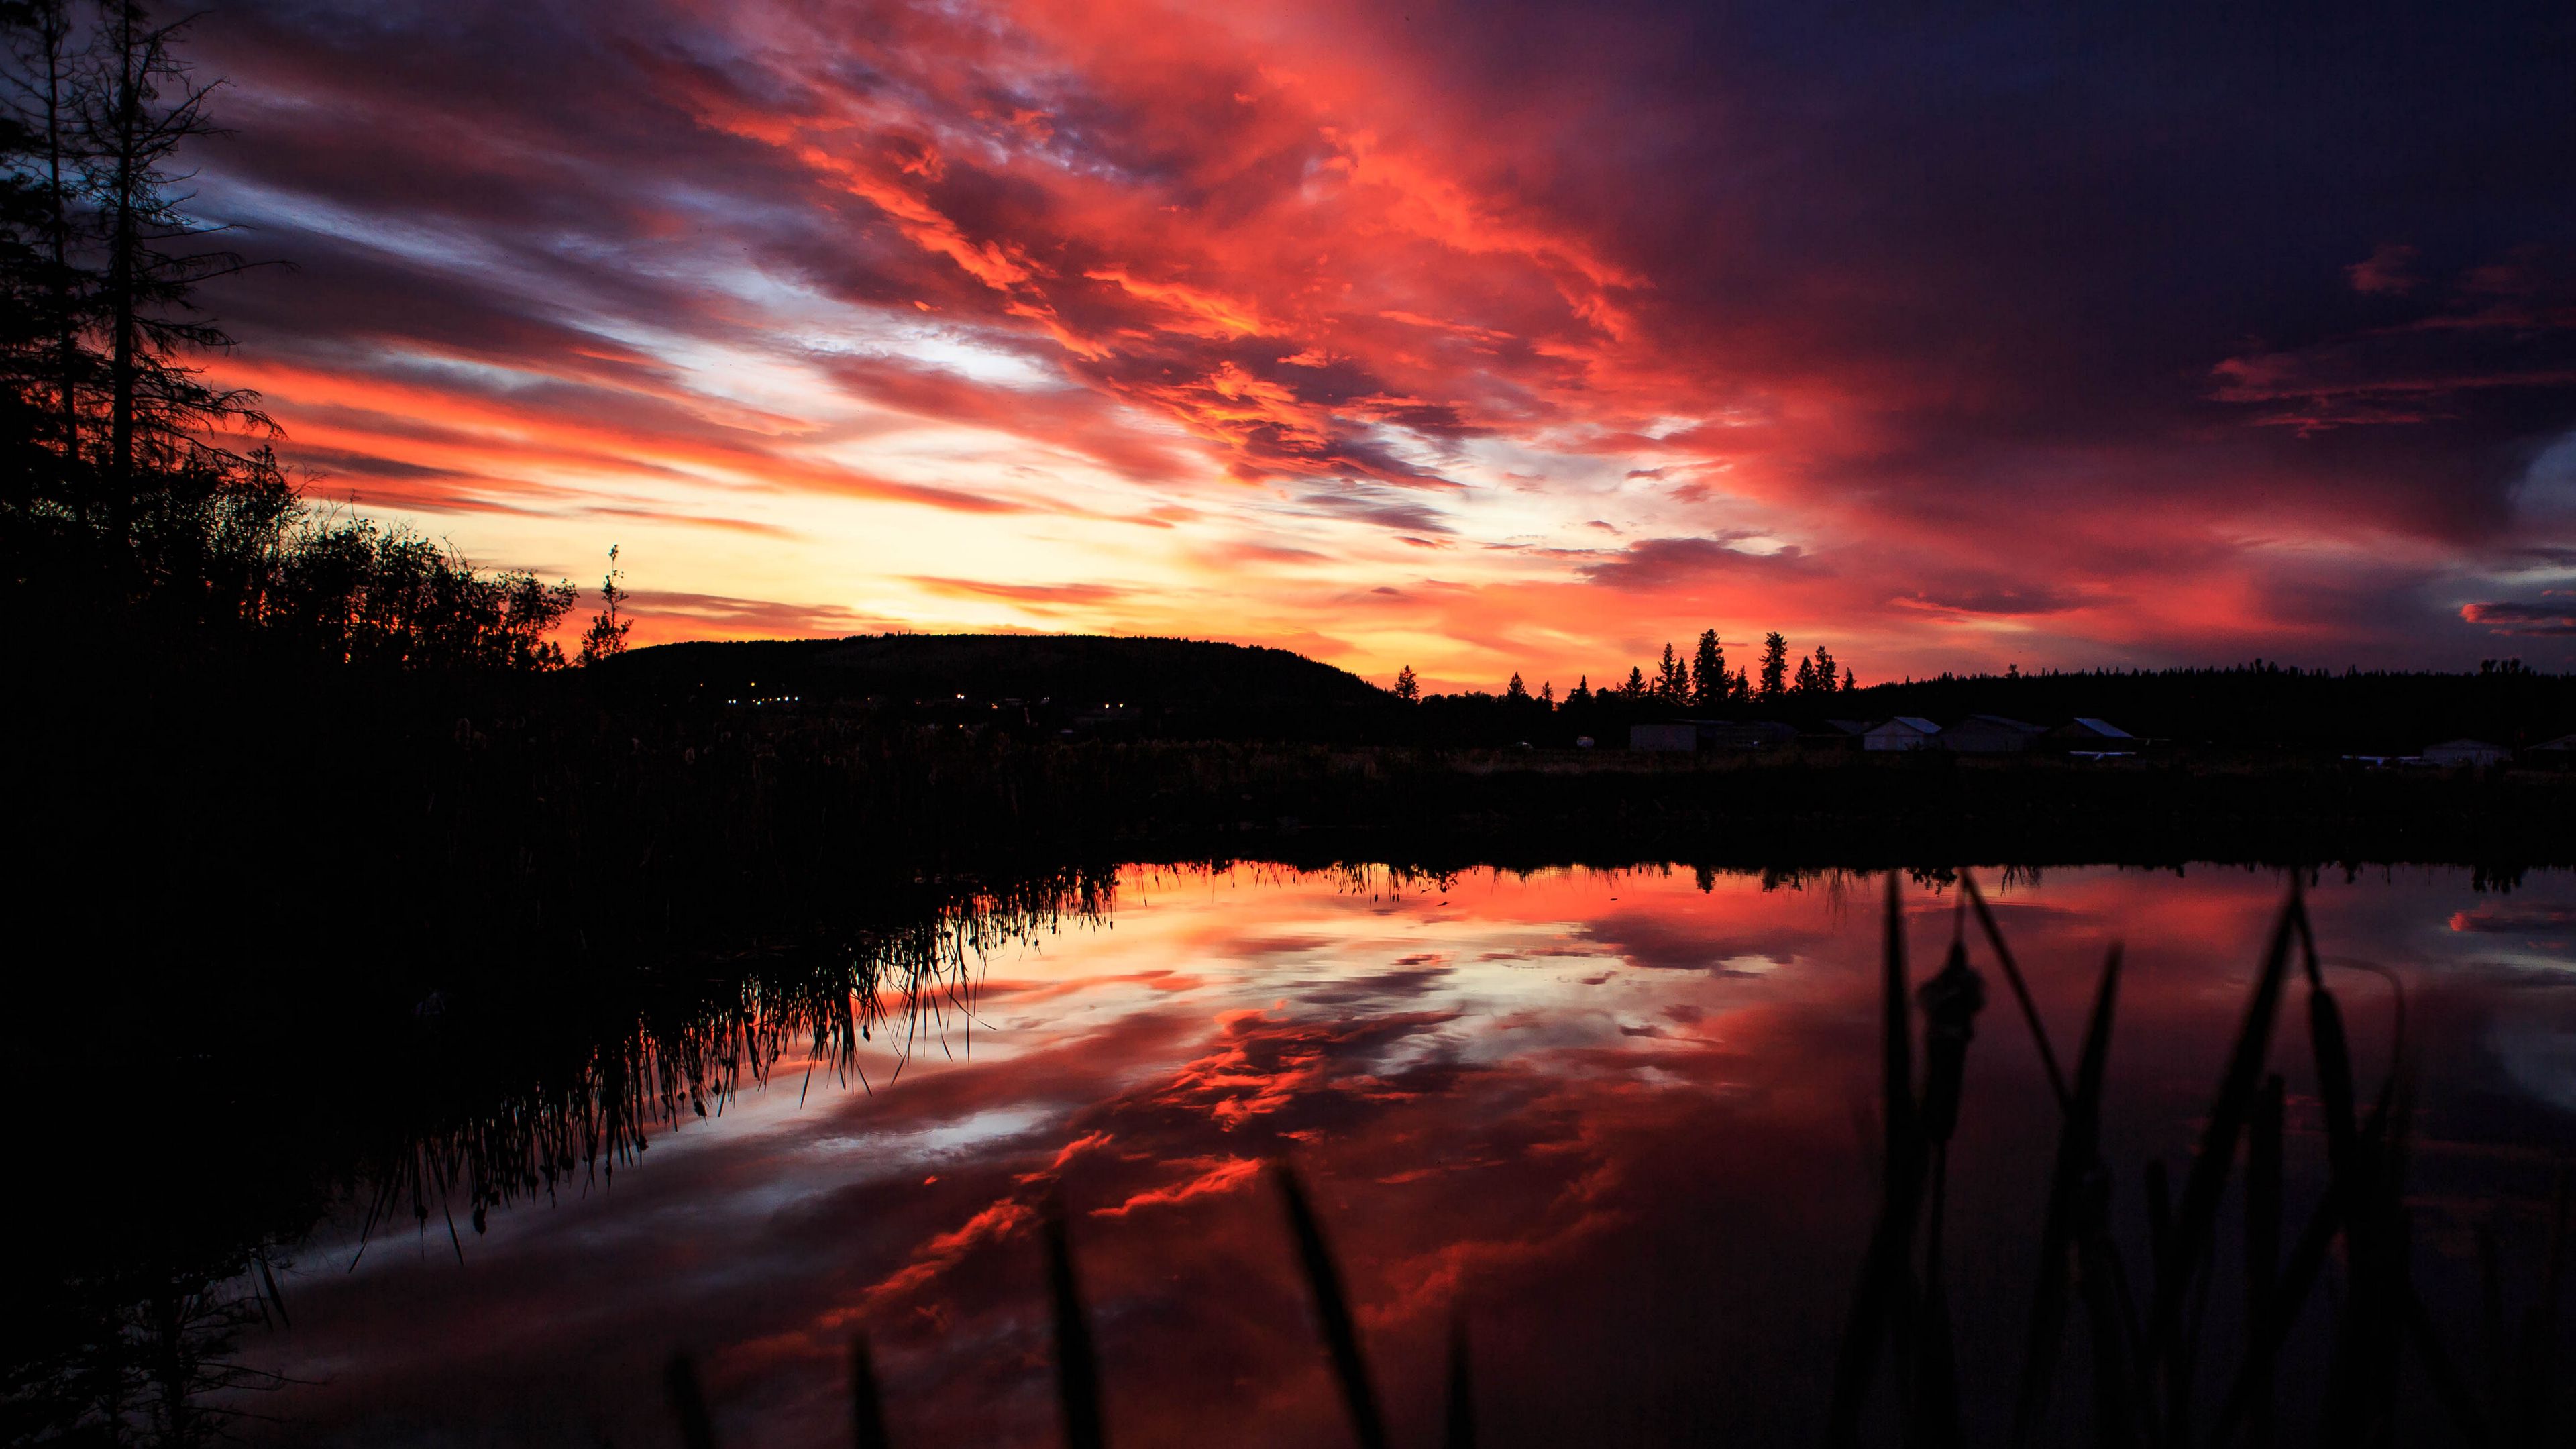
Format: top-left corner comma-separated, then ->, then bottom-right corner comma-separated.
191,1 -> 2576,689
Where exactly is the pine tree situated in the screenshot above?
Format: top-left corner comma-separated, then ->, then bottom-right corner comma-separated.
0,96 -> 57,492
1568,675 -> 1591,705
1809,644 -> 1837,695
83,0 -> 272,533
3,0 -> 87,474
1393,665 -> 1419,702
1793,655 -> 1817,695
1655,642 -> 1686,702
1622,666 -> 1646,700
1540,680 -> 1554,706
1690,629 -> 1725,710
1506,671 -> 1529,701
1758,632 -> 1789,702
1841,665 -> 1855,692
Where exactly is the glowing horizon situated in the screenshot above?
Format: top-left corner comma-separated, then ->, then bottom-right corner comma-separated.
189,0 -> 2576,691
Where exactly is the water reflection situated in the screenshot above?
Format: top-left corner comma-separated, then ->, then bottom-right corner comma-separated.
360,867 -> 1121,1245
227,866 -> 2576,1444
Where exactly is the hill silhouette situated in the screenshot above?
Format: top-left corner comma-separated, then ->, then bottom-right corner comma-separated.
599,633 -> 1401,738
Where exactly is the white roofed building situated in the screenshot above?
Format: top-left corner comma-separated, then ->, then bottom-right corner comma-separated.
1864,716 -> 1941,751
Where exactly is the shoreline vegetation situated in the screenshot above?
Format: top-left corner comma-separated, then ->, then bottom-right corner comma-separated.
17,651 -> 2575,1029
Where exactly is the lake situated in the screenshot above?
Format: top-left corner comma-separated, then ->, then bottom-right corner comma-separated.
232,863 -> 2576,1446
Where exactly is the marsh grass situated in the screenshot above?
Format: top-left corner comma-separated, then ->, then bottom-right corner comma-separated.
356,869 -> 1118,1246
1841,872 -> 2566,1448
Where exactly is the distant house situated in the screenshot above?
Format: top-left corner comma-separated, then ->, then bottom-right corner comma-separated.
2049,718 -> 2134,745
1942,715 -> 2048,754
1700,720 -> 1801,751
2530,733 -> 2576,769
2422,738 -> 2510,767
2047,718 -> 2138,757
1864,717 -> 1942,752
1630,722 -> 1699,753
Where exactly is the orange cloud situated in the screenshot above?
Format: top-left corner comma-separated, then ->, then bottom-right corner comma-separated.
196,0 -> 2576,680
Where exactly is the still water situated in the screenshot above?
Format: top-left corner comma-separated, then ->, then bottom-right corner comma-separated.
246,864 -> 2576,1446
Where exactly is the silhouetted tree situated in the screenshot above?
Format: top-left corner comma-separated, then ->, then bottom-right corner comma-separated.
1393,664 -> 1419,702
577,543 -> 629,665
1655,642 -> 1686,703
1841,664 -> 1855,692
2,0 -> 83,478
0,91 -> 58,498
1539,680 -> 1553,706
87,0 -> 272,530
1506,670 -> 1529,701
1621,666 -> 1646,701
260,513 -> 574,670
1690,629 -> 1725,710
0,1 -> 602,680
1792,654 -> 1817,695
1758,631 -> 1788,702
1803,642 -> 1844,696
1566,675 -> 1591,705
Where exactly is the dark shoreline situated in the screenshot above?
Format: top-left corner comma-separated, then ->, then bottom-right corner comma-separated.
20,690 -> 2575,998
10,701 -> 2570,1446
1059,747 -> 2576,875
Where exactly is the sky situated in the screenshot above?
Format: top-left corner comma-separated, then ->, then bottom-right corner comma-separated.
186,0 -> 2576,689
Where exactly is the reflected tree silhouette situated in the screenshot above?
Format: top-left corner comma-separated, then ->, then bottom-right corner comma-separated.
5,865 -> 1117,1444
358,867 -> 1122,1245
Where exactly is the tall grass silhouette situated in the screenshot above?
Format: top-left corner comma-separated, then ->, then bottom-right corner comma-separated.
1834,872 -> 2565,1448
356,869 -> 1114,1249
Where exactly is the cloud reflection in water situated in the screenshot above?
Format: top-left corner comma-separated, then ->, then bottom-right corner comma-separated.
254,864 -> 2576,1446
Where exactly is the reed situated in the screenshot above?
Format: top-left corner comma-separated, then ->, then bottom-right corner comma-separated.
2508,1167 -> 2569,1442
2012,943 -> 2130,1448
851,1335 -> 893,1449
1442,1309 -> 1476,1449
2243,1074 -> 2282,1447
1043,1196 -> 1108,1449
1275,1161 -> 1393,1449
353,868 -> 1115,1246
2142,886 -> 2298,1431
1901,871 -> 2560,1449
663,1354 -> 717,1449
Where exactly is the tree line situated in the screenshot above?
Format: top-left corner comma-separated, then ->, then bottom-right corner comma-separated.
1395,629 -> 1857,714
0,0 -> 622,671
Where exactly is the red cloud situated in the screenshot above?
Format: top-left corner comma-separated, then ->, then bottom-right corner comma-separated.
191,0 -> 2576,679
2462,600 -> 2576,635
